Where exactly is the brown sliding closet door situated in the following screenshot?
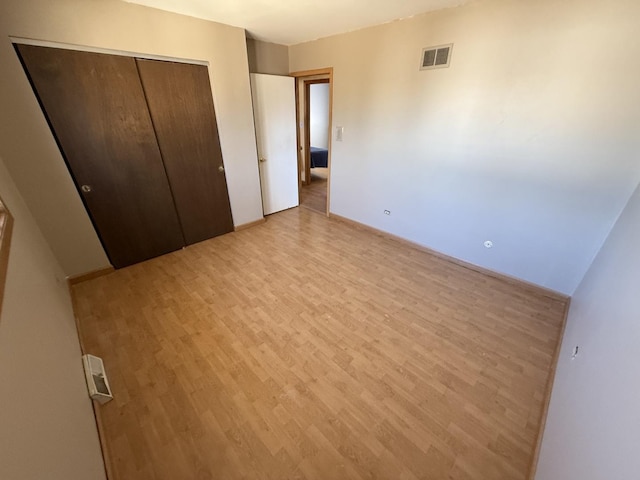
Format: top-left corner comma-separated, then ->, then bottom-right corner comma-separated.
17,45 -> 185,268
136,59 -> 234,244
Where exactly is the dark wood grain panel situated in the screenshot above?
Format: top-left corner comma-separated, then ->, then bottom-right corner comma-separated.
136,59 -> 234,245
16,44 -> 185,268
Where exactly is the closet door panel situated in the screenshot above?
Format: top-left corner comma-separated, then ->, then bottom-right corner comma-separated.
17,45 -> 185,268
136,59 -> 234,245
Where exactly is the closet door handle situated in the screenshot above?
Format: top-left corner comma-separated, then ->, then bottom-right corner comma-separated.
81,184 -> 92,193
218,165 -> 225,173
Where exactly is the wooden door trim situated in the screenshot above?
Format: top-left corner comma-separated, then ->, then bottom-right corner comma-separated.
303,79 -> 330,85
293,76 -> 302,198
0,196 -> 14,321
303,81 -> 311,187
290,67 -> 333,78
290,68 -> 333,217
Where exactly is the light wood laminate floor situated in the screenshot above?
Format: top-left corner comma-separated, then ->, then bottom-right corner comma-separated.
73,207 -> 567,480
300,168 -> 327,214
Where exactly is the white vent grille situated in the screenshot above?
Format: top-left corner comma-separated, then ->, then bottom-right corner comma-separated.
420,44 -> 453,70
82,354 -> 113,404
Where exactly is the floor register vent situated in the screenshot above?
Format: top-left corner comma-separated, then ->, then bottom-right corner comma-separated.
82,354 -> 113,404
420,44 -> 453,70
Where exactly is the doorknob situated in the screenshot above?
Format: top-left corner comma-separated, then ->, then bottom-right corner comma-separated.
259,157 -> 267,163
218,165 -> 225,173
81,185 -> 92,193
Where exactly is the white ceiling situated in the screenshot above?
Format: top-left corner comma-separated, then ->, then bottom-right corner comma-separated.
124,0 -> 470,46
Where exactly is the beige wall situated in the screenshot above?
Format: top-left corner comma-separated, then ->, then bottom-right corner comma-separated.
535,182 -> 640,478
0,0 -> 263,277
310,83 -> 330,149
289,0 -> 640,294
246,38 -> 289,75
0,155 -> 106,479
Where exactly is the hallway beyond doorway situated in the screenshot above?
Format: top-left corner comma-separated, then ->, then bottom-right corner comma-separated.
300,167 -> 327,214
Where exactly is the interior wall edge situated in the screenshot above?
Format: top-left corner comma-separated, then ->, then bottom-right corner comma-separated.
0,154 -> 107,479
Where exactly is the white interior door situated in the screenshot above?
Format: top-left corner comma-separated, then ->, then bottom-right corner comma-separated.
250,73 -> 298,215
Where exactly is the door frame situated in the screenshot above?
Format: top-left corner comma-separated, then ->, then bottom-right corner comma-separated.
290,68 -> 333,216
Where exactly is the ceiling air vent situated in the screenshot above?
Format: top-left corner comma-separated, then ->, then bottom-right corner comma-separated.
420,44 -> 453,71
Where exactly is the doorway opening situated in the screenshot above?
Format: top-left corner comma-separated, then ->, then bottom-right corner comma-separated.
291,68 -> 333,215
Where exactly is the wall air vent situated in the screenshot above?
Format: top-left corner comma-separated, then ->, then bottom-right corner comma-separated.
82,354 -> 113,404
420,44 -> 453,70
